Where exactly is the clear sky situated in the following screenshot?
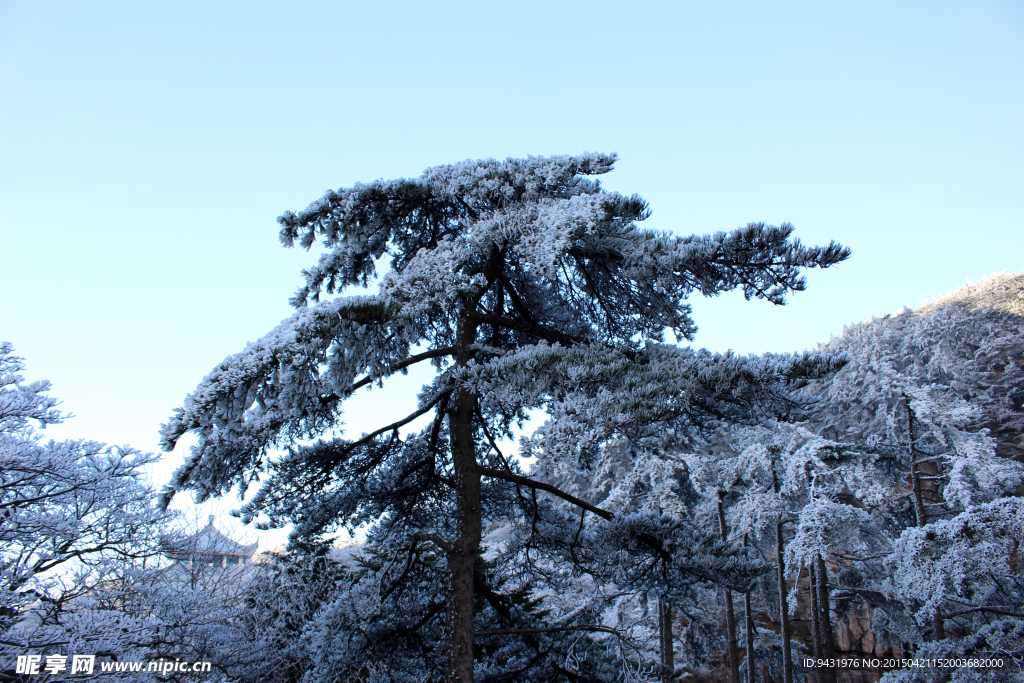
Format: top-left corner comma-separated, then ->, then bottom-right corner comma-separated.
2,1 -> 1022,538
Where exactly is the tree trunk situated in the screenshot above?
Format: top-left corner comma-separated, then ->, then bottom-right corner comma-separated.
815,555 -> 837,683
718,493 -> 741,683
743,533 -> 755,683
809,564 -> 824,683
933,612 -> 946,641
776,522 -> 793,683
907,403 -> 928,531
725,591 -> 740,683
907,402 -> 946,642
771,468 -> 793,683
446,308 -> 484,683
659,599 -> 674,683
447,386 -> 481,683
745,590 -> 755,683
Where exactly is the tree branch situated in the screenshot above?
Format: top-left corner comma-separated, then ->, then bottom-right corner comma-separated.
497,272 -> 541,328
943,606 -> 1024,620
470,314 -> 582,349
319,347 -> 455,405
409,600 -> 447,633
481,467 -> 681,566
318,395 -> 444,473
476,625 -> 622,637
479,467 -> 613,521
413,531 -> 453,553
380,537 -> 424,602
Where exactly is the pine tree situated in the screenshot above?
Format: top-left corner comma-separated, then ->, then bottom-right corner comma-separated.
159,153 -> 849,681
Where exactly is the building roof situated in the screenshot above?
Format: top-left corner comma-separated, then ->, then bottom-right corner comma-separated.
163,515 -> 258,558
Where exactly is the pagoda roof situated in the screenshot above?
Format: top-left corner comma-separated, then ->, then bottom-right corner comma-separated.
163,516 -> 258,557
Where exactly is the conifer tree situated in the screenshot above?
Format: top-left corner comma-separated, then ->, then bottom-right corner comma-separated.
159,153 -> 849,681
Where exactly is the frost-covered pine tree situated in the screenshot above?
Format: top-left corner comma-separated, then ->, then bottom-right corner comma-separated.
666,423 -> 877,683
725,400 -> 1022,683
159,153 -> 849,682
0,343 -> 172,676
878,389 -> 1024,682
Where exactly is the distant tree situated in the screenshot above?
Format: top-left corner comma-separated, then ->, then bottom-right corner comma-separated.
809,291 -> 1024,636
659,424 -> 872,683
159,153 -> 849,681
718,282 -> 1024,683
525,274 -> 1024,683
0,343 -> 170,674
814,275 -> 1024,461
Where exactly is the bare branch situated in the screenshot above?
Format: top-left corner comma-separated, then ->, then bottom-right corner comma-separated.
319,347 -> 455,405
476,625 -> 622,637
479,467 -> 613,521
318,395 -> 444,473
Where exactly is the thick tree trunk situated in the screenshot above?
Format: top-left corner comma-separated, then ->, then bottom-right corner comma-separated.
659,599 -> 674,683
447,386 -> 482,683
718,493 -> 741,683
776,522 -> 793,683
446,308 -> 484,683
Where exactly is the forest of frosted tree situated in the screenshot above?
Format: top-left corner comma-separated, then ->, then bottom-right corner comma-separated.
2,156 -> 1022,683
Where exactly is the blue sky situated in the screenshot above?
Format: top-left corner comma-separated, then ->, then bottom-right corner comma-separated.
2,1 -> 1022,533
